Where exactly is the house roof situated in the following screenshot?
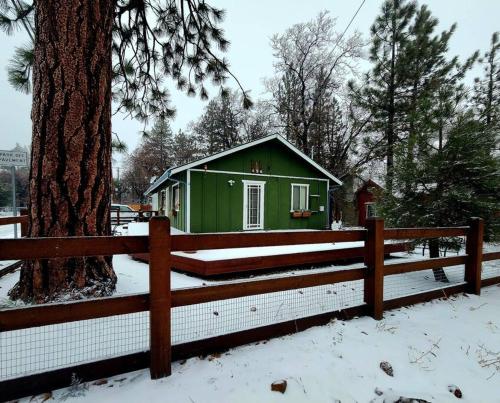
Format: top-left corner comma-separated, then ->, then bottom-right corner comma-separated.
145,134 -> 342,195
354,178 -> 384,194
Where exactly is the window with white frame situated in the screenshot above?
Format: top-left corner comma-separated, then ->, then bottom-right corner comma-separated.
291,184 -> 309,211
243,180 -> 265,230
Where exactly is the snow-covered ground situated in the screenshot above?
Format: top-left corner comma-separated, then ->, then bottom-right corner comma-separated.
19,284 -> 500,403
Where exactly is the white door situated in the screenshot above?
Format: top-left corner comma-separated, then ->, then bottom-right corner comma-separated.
243,180 -> 265,230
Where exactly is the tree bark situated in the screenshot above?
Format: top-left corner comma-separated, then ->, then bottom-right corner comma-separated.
10,0 -> 116,303
385,10 -> 397,195
429,238 -> 449,283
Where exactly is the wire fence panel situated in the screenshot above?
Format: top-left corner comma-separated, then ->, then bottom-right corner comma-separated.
171,279 -> 364,345
383,265 -> 466,301
482,257 -> 500,280
0,311 -> 149,381
2,256 -> 498,383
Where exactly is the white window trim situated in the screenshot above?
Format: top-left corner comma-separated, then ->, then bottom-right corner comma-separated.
242,180 -> 266,230
365,202 -> 376,218
290,183 -> 310,212
186,170 -> 191,233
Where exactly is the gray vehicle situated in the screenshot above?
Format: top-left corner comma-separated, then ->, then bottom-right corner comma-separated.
110,204 -> 139,225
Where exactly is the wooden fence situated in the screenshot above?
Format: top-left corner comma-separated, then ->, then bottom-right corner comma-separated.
0,213 -> 29,278
0,216 -> 499,401
111,209 -> 159,226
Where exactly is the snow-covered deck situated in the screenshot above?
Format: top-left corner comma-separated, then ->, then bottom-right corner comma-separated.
126,222 -> 409,275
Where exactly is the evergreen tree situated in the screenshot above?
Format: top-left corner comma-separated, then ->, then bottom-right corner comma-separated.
172,129 -> 203,166
375,2 -> 482,281
395,5 -> 476,193
0,1 -> 250,302
385,112 -> 500,240
193,91 -> 247,154
349,0 -> 416,193
121,118 -> 175,203
473,32 -> 500,127
140,118 -> 175,177
0,180 -> 9,207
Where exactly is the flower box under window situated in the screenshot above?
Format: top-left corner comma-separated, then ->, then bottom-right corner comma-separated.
291,210 -> 312,218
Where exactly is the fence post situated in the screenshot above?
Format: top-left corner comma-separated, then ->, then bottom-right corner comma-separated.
20,208 -> 28,237
364,217 -> 384,320
149,216 -> 171,378
465,217 -> 484,295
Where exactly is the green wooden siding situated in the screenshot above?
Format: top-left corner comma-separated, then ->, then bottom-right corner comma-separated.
189,170 -> 328,233
190,140 -> 324,179
155,138 -> 331,233
159,171 -> 187,231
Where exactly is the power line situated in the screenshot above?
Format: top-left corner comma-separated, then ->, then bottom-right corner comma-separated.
333,0 -> 367,52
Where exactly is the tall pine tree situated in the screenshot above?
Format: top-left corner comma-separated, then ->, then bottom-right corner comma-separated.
349,0 -> 416,193
0,1 -> 250,302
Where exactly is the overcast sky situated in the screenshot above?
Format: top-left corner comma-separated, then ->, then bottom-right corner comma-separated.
0,0 -> 498,171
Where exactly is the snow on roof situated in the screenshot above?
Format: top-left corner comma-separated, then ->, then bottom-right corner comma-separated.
145,134 -> 342,195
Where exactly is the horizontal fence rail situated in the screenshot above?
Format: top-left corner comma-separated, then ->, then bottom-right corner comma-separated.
384,255 -> 467,276
384,226 -> 469,240
0,213 -> 29,238
0,216 -> 28,226
0,216 -> 499,402
171,267 -> 366,307
0,293 -> 149,332
483,251 -> 500,261
0,235 -> 149,260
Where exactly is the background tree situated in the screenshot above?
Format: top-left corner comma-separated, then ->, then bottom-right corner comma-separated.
473,32 -> 500,128
121,152 -> 151,204
121,118 -> 178,203
171,129 -> 203,166
266,11 -> 375,222
0,181 -> 9,207
377,2 -> 479,280
349,0 -> 416,192
384,112 -> 500,244
267,11 -> 363,156
0,167 -> 29,207
140,118 -> 175,175
192,90 -> 272,154
0,0 -> 250,302
193,91 -> 243,153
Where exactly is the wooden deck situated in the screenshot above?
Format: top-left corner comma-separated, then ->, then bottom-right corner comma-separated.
131,242 -> 410,277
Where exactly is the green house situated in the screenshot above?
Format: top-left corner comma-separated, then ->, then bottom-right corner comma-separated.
145,134 -> 342,233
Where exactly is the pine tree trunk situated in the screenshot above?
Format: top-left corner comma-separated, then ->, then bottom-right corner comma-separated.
429,238 -> 449,283
9,0 -> 116,303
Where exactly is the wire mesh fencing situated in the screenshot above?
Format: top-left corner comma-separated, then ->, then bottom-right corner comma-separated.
482,255 -> 500,280
171,277 -> 365,345
383,264 -> 466,301
2,252 -> 499,383
0,311 -> 149,381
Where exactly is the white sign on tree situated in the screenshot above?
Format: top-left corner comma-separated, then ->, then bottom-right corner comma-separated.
1,150 -> 28,239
